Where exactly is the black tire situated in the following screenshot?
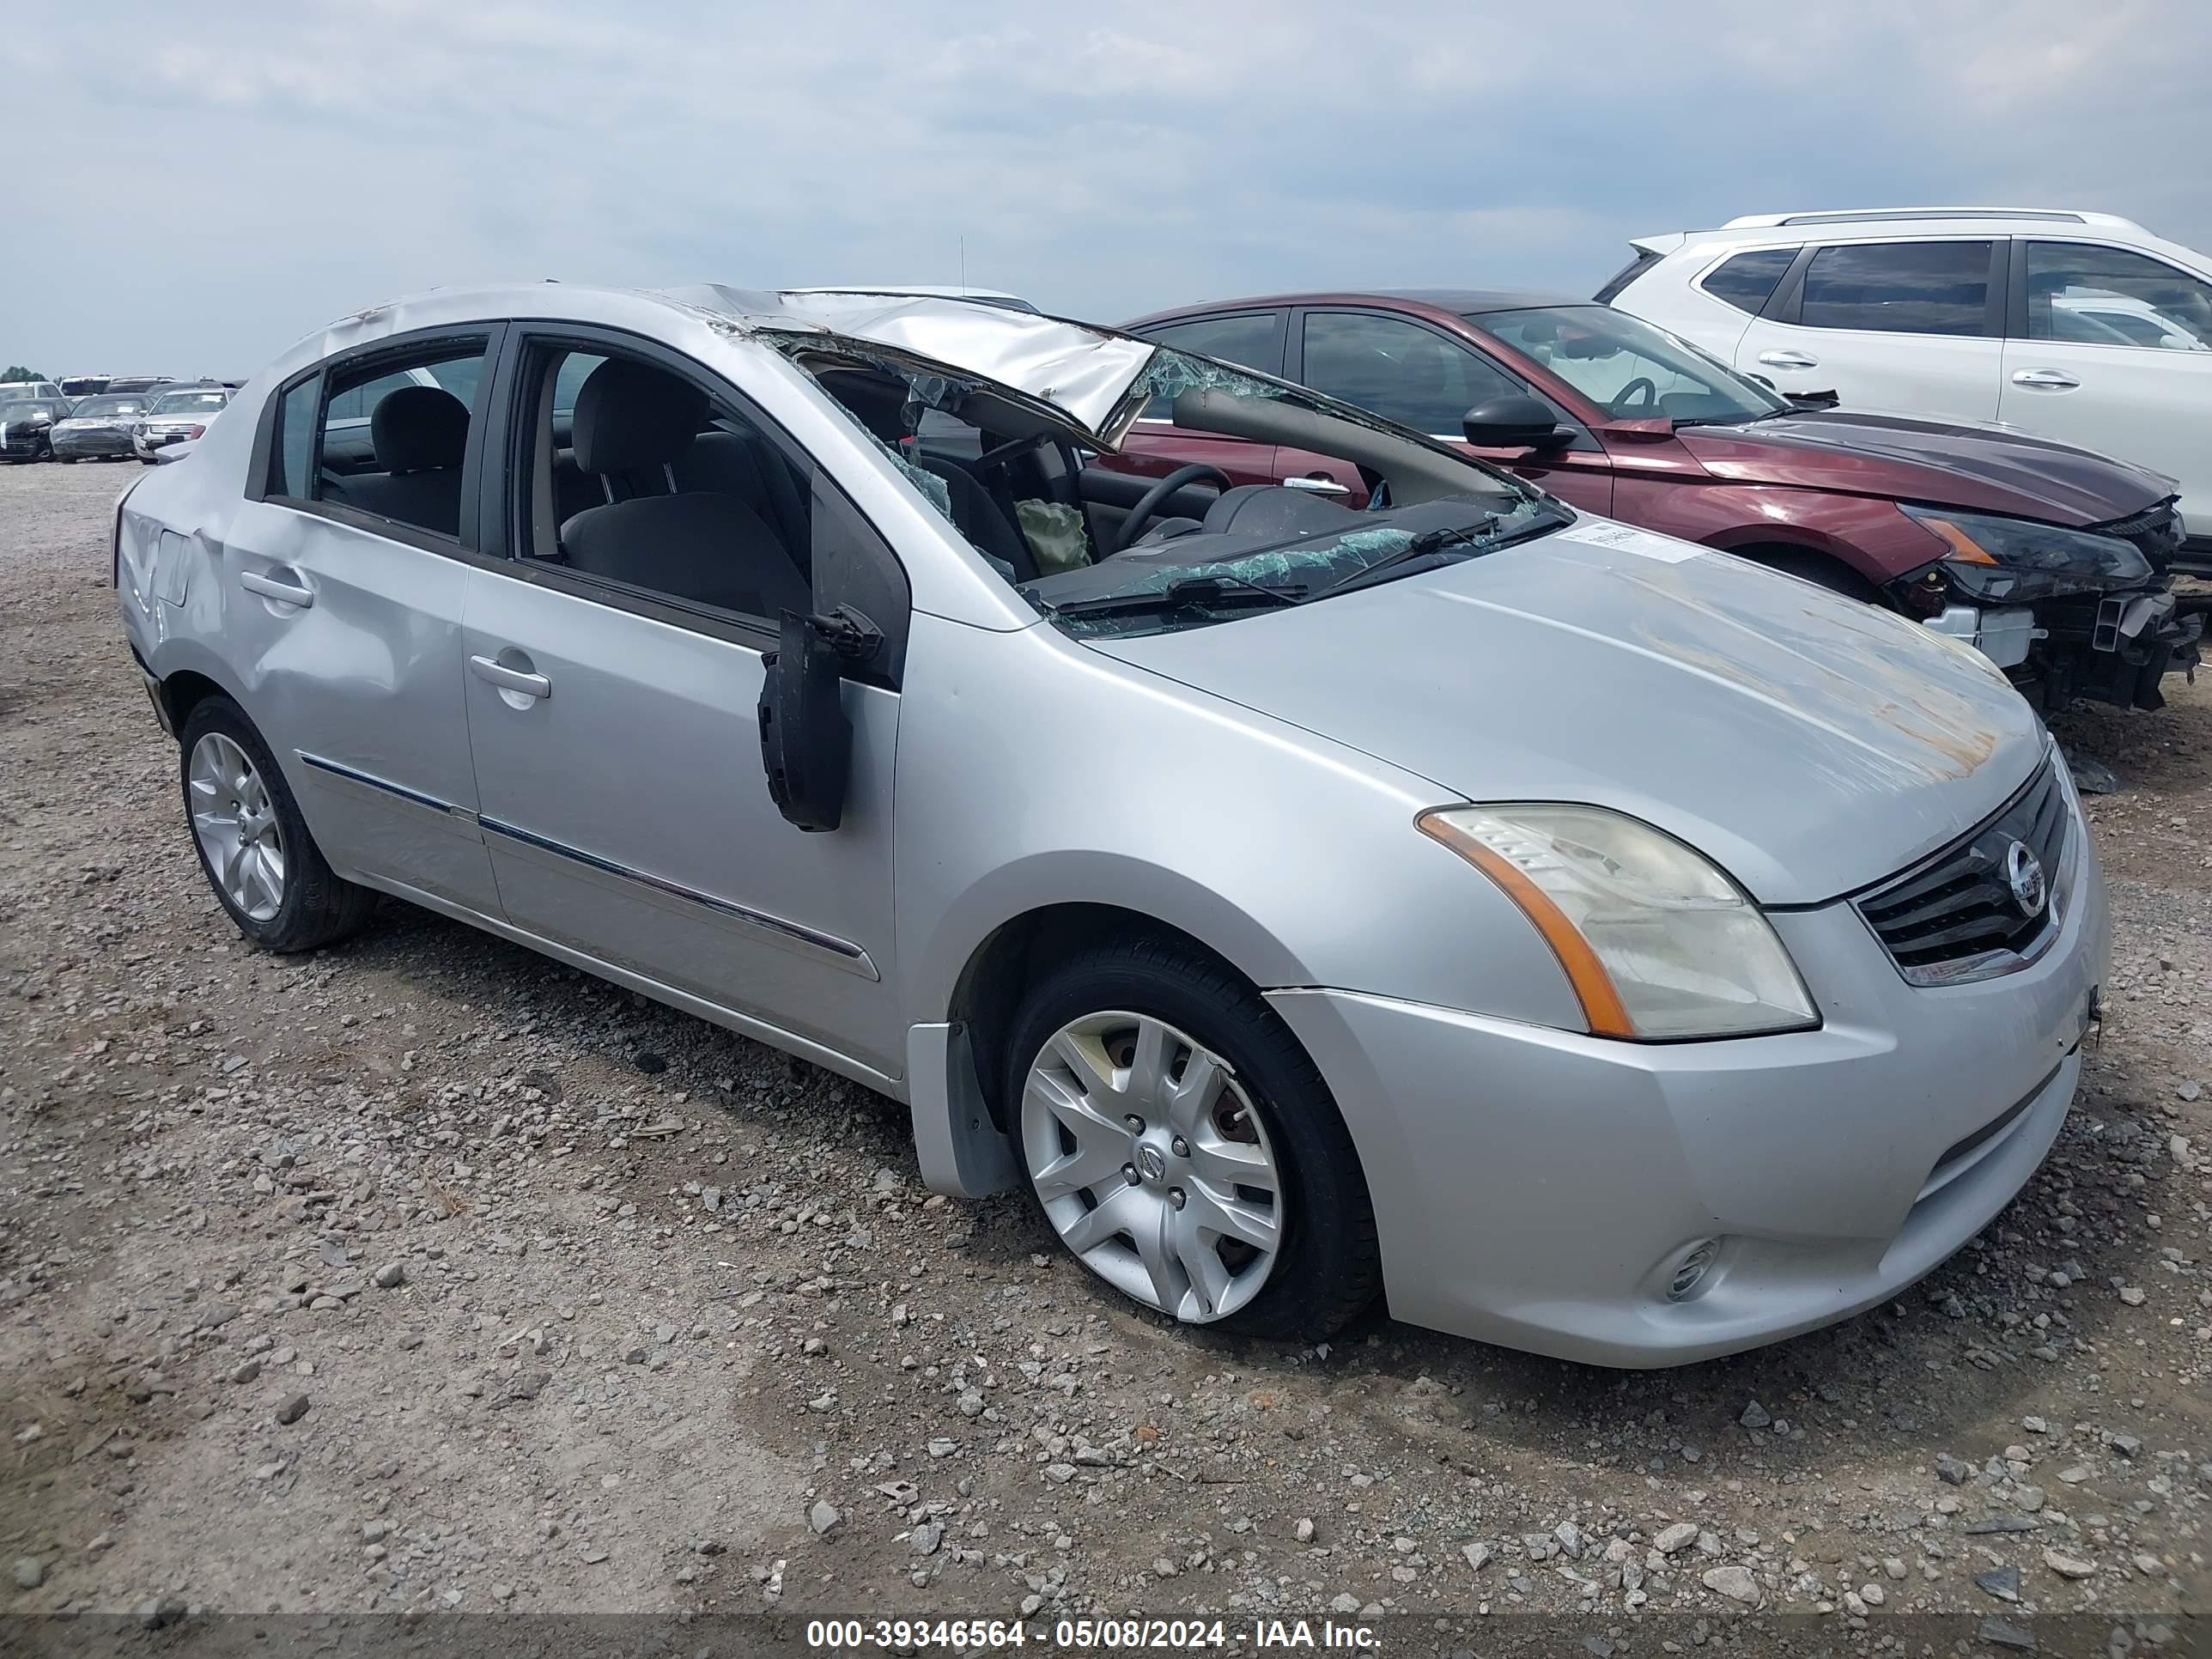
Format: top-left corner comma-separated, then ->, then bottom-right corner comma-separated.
1001,936 -> 1381,1341
178,696 -> 377,952
1746,545 -> 1878,603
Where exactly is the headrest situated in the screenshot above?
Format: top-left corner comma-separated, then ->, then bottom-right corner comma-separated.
572,359 -> 707,474
370,386 -> 470,474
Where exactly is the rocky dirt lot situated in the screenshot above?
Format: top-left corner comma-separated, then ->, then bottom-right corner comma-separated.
2,459 -> 2206,1652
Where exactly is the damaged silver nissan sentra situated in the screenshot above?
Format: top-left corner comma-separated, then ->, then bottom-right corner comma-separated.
114,283 -> 2107,1365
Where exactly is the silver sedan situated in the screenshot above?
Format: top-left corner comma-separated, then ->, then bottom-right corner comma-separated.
131,385 -> 232,462
112,284 -> 2106,1366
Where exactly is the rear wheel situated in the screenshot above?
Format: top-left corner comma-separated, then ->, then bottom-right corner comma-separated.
1003,938 -> 1379,1340
179,697 -> 376,951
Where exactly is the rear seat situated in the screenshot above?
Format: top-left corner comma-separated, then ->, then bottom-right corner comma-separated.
327,386 -> 470,536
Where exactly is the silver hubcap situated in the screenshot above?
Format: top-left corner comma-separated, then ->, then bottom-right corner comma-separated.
1021,1011 -> 1283,1323
188,732 -> 286,922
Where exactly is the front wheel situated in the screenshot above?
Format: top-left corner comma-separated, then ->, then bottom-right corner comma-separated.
179,696 -> 377,951
1003,939 -> 1380,1340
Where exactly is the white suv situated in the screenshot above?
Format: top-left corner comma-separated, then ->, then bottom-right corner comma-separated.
1602,209 -> 2212,558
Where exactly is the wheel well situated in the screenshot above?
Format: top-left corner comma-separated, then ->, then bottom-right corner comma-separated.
1731,542 -> 1881,605
949,903 -> 1258,1133
159,670 -> 228,735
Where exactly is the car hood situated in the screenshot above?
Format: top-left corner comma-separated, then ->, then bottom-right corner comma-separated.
1085,516 -> 2045,905
1675,409 -> 2173,525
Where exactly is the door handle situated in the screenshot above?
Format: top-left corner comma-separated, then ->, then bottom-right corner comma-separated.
470,653 -> 551,699
239,569 -> 313,608
1283,474 -> 1352,495
1757,349 -> 1820,370
2011,368 -> 2081,390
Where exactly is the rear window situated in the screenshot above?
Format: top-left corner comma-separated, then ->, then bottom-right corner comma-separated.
1797,240 -> 1994,337
1592,248 -> 1662,304
1698,248 -> 1796,315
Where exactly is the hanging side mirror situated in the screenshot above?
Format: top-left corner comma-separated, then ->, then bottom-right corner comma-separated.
758,608 -> 878,832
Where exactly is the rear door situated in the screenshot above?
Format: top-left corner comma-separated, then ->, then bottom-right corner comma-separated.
2000,239 -> 2212,535
1113,309 -> 1287,486
216,327 -> 505,915
1290,307 -> 1613,514
1733,238 -> 2006,422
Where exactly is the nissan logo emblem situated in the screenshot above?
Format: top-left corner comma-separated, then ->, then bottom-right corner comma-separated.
2004,840 -> 2047,919
1135,1145 -> 1167,1182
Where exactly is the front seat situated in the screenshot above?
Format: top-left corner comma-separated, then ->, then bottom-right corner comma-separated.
559,360 -> 811,618
338,386 -> 470,535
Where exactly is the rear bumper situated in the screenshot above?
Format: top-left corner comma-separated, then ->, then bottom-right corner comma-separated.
1267,799 -> 2108,1367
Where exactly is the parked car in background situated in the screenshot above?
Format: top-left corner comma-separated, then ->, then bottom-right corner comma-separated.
52,392 -> 160,461
115,282 -> 2106,1367
131,384 -> 232,462
1121,290 -> 2201,710
60,374 -> 112,399
0,395 -> 75,463
1600,209 -> 2212,566
102,375 -> 173,397
0,379 -> 66,404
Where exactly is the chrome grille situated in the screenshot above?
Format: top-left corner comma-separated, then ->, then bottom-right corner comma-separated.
1857,755 -> 2069,983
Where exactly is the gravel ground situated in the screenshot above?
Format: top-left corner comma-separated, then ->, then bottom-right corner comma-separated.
2,459 -> 2206,1650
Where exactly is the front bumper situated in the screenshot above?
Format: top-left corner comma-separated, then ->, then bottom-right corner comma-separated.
1267,801 -> 2108,1368
0,430 -> 49,461
132,427 -> 197,459
54,428 -> 137,459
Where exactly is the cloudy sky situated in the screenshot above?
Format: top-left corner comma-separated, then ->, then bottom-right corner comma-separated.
6,0 -> 2208,377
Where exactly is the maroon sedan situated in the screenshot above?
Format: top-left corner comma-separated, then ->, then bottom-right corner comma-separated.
1118,291 -> 2202,709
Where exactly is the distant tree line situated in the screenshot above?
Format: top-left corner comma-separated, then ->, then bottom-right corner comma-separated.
3,365 -> 47,382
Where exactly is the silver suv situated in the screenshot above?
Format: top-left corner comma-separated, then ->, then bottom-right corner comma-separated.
1604,208 -> 2212,564
114,284 -> 2106,1366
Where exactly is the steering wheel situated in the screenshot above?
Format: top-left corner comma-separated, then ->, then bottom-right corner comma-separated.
1115,463 -> 1232,552
1609,377 -> 1658,415
972,433 -> 1050,473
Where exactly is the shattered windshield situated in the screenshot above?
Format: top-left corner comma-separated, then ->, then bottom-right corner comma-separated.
1024,493 -> 1569,639
777,329 -> 1559,637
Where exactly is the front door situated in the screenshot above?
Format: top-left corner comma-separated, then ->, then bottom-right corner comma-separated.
2000,239 -> 2212,537
1291,307 -> 1615,514
462,331 -> 905,1079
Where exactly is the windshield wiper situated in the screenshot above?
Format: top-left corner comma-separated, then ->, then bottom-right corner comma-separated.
1046,572 -> 1309,623
1309,517 -> 1505,601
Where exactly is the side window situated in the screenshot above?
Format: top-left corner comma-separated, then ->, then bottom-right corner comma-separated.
1300,312 -> 1520,434
2025,242 -> 2212,350
306,339 -> 490,538
521,342 -> 813,627
1797,240 -> 1994,336
270,377 -> 319,500
1139,313 -> 1281,416
1698,248 -> 1797,315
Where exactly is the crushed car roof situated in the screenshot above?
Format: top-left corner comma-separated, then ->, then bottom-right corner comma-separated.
659,283 -> 1158,443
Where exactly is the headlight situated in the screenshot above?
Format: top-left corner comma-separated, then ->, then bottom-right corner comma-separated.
1417,804 -> 1818,1040
1902,505 -> 2151,603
